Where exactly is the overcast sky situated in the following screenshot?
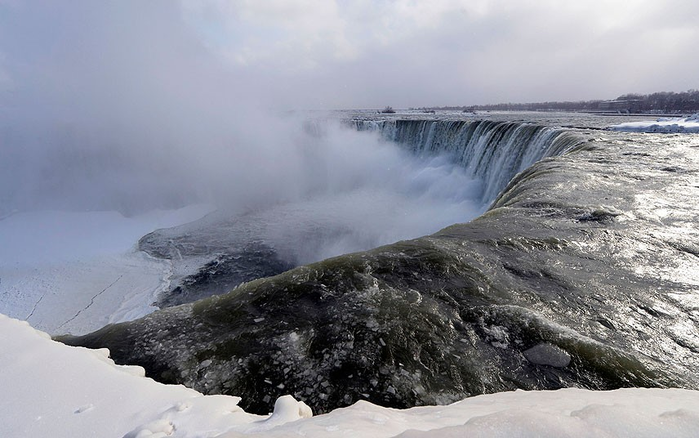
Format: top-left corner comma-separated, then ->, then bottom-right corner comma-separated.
1,0 -> 698,110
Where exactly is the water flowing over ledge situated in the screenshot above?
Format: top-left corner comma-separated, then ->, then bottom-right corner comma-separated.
353,119 -> 583,203
136,119 -> 583,309
60,120 -> 699,415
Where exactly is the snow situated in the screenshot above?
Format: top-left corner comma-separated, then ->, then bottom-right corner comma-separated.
0,205 -> 213,335
2,313 -> 699,437
610,114 -> 699,133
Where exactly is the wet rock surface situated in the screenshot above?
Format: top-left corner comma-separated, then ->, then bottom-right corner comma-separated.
61,129 -> 699,415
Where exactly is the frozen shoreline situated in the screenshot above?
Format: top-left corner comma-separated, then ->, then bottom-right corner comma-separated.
0,205 -> 213,335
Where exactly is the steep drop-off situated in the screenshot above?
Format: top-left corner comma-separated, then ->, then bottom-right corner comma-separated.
61,124 -> 699,415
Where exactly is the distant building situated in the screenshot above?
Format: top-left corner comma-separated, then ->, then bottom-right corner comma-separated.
597,99 -> 643,113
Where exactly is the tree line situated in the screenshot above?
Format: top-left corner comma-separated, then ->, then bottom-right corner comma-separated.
422,90 -> 699,114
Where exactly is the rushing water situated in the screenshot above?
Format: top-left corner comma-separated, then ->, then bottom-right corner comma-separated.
140,114 -> 584,306
62,112 -> 699,415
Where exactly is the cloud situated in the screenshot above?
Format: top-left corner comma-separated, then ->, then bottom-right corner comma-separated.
5,0 -> 694,112
178,0 -> 699,108
1,0 -> 698,112
181,0 -> 356,70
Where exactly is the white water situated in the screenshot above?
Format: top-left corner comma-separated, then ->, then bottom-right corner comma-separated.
355,119 -> 582,203
180,119 -> 580,268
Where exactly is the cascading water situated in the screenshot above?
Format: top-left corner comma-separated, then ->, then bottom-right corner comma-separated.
136,118 -> 586,308
63,115 -> 699,416
354,119 -> 583,203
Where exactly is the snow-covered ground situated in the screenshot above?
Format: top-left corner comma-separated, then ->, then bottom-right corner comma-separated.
610,113 -> 699,133
2,312 -> 699,437
0,205 -> 213,335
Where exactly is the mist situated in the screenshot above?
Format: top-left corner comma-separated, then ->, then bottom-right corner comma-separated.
215,122 -> 485,264
0,0 -> 487,263
0,0 -> 266,215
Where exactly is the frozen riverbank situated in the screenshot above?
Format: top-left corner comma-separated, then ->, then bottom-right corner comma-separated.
0,205 -> 212,335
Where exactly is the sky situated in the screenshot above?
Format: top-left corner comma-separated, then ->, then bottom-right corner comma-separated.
178,0 -> 699,108
1,0 -> 698,111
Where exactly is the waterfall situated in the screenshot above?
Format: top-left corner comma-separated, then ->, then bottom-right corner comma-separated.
353,119 -> 582,204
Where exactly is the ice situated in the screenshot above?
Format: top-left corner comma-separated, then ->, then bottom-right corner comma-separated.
0,205 -> 213,267
609,114 -> 699,133
2,313 -> 699,437
523,343 -> 571,368
0,205 -> 213,335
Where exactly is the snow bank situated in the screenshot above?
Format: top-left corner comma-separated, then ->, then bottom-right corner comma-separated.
0,313 -> 309,438
0,205 -> 212,335
2,313 -> 699,438
610,114 -> 699,133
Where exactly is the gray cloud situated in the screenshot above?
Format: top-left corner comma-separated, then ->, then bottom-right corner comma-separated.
181,0 -> 699,108
3,1 -> 697,111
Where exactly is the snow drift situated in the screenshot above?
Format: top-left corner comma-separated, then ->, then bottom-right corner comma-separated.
3,313 -> 699,437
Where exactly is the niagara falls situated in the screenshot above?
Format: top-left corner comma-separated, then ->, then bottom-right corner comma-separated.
2,1 -> 699,437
